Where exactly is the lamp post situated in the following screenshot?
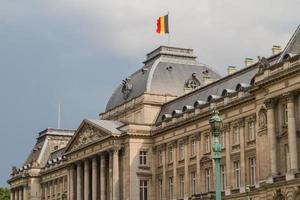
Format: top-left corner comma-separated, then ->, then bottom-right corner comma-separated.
209,109 -> 223,200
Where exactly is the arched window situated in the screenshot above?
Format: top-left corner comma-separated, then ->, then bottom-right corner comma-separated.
184,74 -> 200,93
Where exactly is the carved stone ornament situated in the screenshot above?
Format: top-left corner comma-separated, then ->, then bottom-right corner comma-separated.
70,124 -> 105,151
257,56 -> 270,73
121,78 -> 133,100
273,189 -> 286,200
258,108 -> 267,129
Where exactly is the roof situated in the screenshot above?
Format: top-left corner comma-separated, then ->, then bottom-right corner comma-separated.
156,25 -> 300,123
105,46 -> 221,111
85,119 -> 124,135
23,128 -> 74,166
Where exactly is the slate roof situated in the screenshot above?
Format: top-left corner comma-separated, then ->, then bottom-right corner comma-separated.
105,46 -> 221,111
156,25 -> 300,123
85,119 -> 124,135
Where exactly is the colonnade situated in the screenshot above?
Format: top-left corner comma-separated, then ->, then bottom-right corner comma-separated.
266,93 -> 299,178
42,176 -> 67,200
10,186 -> 27,200
69,148 -> 120,200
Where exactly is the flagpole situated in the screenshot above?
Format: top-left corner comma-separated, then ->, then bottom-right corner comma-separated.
167,11 -> 170,46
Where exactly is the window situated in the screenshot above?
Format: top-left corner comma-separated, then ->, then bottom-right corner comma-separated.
140,151 -> 147,165
139,180 -> 148,200
220,132 -> 225,148
205,168 -> 211,192
249,157 -> 256,185
191,172 -> 196,194
234,161 -> 241,188
158,150 -> 162,165
179,175 -> 184,197
233,126 -> 240,145
221,165 -> 226,191
159,179 -> 163,200
191,138 -> 196,156
283,103 -> 288,125
168,177 -> 174,199
205,135 -> 210,153
248,121 -> 256,141
168,146 -> 173,163
179,142 -> 185,160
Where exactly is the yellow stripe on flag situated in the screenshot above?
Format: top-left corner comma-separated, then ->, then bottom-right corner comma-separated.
160,16 -> 165,34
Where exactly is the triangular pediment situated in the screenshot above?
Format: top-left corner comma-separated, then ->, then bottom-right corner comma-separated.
65,120 -> 111,153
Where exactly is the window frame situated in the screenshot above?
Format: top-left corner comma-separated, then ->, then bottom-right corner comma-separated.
233,160 -> 241,188
139,150 -> 148,166
139,180 -> 148,200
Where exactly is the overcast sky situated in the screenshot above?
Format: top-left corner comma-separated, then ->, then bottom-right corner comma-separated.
0,0 -> 299,187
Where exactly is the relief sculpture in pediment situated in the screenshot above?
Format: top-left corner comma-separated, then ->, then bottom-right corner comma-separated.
70,125 -> 104,151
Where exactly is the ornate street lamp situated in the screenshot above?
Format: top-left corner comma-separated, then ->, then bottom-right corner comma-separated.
209,109 -> 223,200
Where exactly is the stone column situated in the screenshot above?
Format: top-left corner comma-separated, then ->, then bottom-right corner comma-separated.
84,159 -> 90,200
161,144 -> 166,200
92,157 -> 98,200
100,155 -> 106,200
15,188 -> 18,200
151,147 -> 157,200
19,187 -> 23,200
173,141 -> 178,199
44,183 -> 48,200
77,162 -> 83,200
10,189 -> 14,200
23,186 -> 28,200
184,138 -> 189,199
112,148 -> 119,200
224,123 -> 231,195
195,134 -> 201,194
266,98 -> 277,177
239,119 -> 246,193
286,93 -> 299,176
69,165 -> 75,200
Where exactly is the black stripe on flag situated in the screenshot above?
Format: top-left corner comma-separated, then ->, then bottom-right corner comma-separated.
164,15 -> 169,33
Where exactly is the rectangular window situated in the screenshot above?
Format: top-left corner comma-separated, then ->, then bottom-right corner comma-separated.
248,121 -> 256,141
139,180 -> 148,200
221,165 -> 226,191
168,145 -> 173,163
179,142 -> 185,160
249,157 -> 256,185
205,135 -> 210,153
158,149 -> 162,165
283,103 -> 288,125
205,168 -> 211,192
179,174 -> 184,197
233,126 -> 240,145
140,151 -> 147,165
191,138 -> 196,156
191,172 -> 196,195
169,177 -> 174,200
159,179 -> 163,200
234,161 -> 241,188
220,132 -> 225,148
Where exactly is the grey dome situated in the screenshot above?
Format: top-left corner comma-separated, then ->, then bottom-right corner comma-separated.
105,46 -> 221,111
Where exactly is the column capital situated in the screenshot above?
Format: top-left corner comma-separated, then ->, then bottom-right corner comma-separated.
223,123 -> 231,131
194,132 -> 201,141
237,118 -> 245,127
283,92 -> 296,102
264,98 -> 277,109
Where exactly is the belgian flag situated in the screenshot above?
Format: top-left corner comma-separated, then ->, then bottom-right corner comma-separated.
156,14 -> 169,34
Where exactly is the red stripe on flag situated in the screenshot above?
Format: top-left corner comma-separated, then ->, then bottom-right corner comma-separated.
156,17 -> 161,33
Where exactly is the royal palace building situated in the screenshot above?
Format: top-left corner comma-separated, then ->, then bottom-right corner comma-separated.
8,26 -> 300,200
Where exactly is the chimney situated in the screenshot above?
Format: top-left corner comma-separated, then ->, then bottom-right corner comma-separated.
244,58 -> 254,67
227,66 -> 237,75
203,75 -> 213,85
272,45 -> 282,55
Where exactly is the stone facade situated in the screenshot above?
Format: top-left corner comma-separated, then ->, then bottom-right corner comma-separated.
8,26 -> 300,200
